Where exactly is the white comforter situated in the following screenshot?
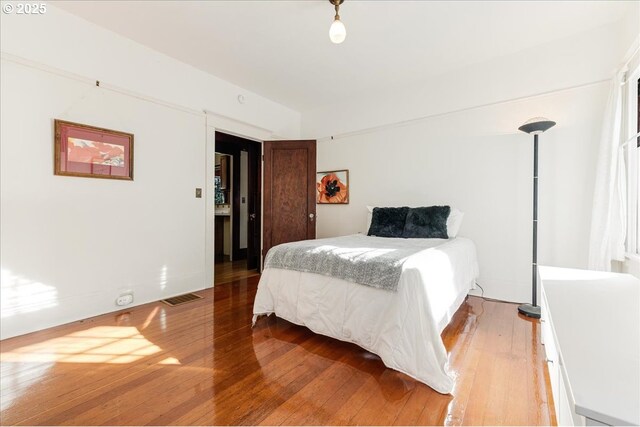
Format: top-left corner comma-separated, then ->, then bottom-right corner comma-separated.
252,235 -> 479,394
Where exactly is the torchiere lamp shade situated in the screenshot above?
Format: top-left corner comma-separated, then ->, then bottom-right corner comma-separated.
519,117 -> 556,135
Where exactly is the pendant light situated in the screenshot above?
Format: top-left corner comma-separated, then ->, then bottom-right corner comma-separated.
329,0 -> 346,44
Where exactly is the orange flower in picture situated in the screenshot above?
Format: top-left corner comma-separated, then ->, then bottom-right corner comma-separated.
317,170 -> 349,204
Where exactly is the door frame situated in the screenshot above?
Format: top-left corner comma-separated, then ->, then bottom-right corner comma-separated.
214,134 -> 242,262
205,118 -> 267,287
214,131 -> 262,268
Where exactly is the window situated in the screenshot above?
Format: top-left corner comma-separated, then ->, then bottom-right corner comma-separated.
625,74 -> 640,255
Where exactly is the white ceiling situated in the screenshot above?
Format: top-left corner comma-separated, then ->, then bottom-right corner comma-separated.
54,1 -> 634,112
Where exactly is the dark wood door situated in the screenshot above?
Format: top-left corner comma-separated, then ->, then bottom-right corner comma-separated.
263,140 -> 316,258
246,142 -> 261,271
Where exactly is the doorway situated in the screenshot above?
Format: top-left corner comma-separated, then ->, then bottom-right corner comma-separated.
214,131 -> 262,285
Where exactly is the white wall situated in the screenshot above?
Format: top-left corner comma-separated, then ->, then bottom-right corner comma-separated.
308,15 -> 637,303
302,18 -> 635,139
316,83 -> 607,303
0,61 -> 206,338
0,5 -> 301,139
0,6 -> 301,339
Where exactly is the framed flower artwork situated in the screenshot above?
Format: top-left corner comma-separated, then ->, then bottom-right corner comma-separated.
54,119 -> 134,180
316,170 -> 349,204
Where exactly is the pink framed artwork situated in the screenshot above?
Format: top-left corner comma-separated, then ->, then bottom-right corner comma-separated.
54,119 -> 134,180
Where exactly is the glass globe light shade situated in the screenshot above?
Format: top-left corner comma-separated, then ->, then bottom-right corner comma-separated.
329,18 -> 346,44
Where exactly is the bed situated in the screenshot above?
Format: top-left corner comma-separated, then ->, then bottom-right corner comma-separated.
252,233 -> 479,394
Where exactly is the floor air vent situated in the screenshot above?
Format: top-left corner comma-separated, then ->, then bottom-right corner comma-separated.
161,293 -> 203,307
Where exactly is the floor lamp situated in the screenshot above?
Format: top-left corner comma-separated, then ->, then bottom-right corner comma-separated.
518,117 -> 556,319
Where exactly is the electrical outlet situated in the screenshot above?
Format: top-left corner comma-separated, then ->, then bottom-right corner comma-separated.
116,292 -> 134,306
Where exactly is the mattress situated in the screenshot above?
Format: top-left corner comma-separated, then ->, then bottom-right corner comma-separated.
252,235 -> 479,394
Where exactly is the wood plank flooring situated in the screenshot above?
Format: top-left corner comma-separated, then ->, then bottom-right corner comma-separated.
214,259 -> 259,285
0,276 -> 555,425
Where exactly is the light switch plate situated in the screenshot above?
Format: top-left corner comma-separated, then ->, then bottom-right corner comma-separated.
195,188 -> 202,198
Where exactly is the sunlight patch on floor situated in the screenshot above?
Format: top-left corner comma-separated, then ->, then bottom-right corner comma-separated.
0,326 -> 171,364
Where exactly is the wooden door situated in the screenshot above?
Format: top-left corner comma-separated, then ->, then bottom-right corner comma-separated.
263,140 -> 316,258
246,143 -> 261,271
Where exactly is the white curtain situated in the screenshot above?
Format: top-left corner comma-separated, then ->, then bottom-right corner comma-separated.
588,68 -> 628,271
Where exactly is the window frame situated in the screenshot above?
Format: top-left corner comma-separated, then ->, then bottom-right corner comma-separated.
625,69 -> 640,255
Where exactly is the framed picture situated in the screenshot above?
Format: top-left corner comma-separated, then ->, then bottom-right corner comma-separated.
54,119 -> 134,180
316,169 -> 349,204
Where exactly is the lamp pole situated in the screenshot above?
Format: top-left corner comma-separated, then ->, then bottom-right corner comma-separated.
517,118 -> 556,319
532,133 -> 538,308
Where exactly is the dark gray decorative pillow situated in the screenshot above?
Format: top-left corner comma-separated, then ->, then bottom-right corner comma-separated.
367,207 -> 410,238
402,206 -> 450,239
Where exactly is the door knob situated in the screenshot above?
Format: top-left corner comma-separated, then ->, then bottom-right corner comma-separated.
249,213 -> 256,220
309,213 -> 315,222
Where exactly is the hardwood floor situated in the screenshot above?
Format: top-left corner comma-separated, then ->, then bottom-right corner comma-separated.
214,259 -> 259,285
0,276 -> 555,426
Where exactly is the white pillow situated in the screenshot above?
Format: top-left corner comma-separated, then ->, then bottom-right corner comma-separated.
446,208 -> 464,238
365,205 -> 375,233
365,205 -> 464,237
